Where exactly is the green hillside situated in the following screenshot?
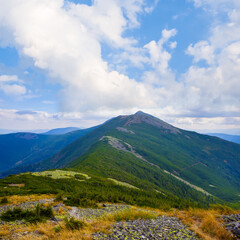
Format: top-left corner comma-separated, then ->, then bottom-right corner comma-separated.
68,140 -> 213,204
0,169 -> 211,210
2,111 -> 239,205
104,121 -> 240,201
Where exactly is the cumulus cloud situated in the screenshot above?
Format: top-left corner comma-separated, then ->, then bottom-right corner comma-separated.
1,84 -> 26,96
191,0 -> 240,12
0,75 -> 26,96
0,0 -> 239,131
140,29 -> 182,107
0,0 -> 157,113
141,29 -> 177,87
0,75 -> 19,82
186,41 -> 215,65
0,108 -> 239,133
0,108 -> 132,130
170,116 -> 240,133
181,0 -> 240,117
144,29 -> 177,70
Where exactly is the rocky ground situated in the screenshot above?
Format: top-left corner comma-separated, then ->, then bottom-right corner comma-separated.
92,216 -> 199,240
223,214 -> 240,239
69,203 -> 131,220
1,199 -> 240,239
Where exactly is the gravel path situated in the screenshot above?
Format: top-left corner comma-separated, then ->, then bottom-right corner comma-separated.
93,216 -> 200,240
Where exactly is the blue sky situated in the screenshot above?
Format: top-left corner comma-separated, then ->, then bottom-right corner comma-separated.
0,0 -> 239,133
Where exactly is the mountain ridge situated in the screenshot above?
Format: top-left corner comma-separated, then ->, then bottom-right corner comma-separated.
1,111 -> 239,204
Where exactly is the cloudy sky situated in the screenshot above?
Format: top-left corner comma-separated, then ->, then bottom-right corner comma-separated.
0,0 -> 240,133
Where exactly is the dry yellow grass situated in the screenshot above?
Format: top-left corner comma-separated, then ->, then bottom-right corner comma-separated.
0,194 -> 55,205
43,202 -> 50,207
0,207 -> 158,240
0,224 -> 10,238
0,205 -> 239,240
0,218 -> 111,240
102,206 -> 159,222
171,208 -> 238,240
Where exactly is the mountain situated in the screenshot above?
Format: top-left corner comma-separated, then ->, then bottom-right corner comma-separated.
44,127 -> 80,135
0,127 -> 96,176
207,133 -> 240,144
0,129 -> 48,134
24,111 -> 240,204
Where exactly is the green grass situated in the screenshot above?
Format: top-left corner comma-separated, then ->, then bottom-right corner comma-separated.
31,170 -> 90,180
107,178 -> 139,190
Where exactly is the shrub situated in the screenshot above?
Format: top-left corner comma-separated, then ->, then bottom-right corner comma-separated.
0,208 -> 37,223
54,192 -> 64,202
74,174 -> 86,180
39,205 -> 54,218
0,204 -> 54,223
64,217 -> 85,230
0,197 -> 9,204
64,196 -> 98,208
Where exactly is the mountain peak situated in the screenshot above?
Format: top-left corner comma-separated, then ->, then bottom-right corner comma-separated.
134,110 -> 146,115
124,111 -> 181,134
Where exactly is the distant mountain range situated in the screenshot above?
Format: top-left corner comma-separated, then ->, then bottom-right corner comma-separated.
207,133 -> 240,144
0,127 -> 81,135
43,127 -> 80,135
1,111 -> 239,205
0,129 -> 48,134
0,126 -> 97,175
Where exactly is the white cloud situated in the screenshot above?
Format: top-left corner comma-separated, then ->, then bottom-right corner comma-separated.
1,84 -> 26,96
0,0 -> 157,112
170,116 -> 240,132
0,75 -> 26,96
0,75 -> 19,82
0,108 -> 138,130
144,29 -> 177,70
0,108 -> 239,134
169,41 -> 177,49
191,0 -> 240,11
0,0 -> 239,131
142,29 -> 177,86
182,1 -> 240,117
186,41 -> 215,65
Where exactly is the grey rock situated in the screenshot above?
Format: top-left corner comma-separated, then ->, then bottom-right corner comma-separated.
93,216 -> 199,240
